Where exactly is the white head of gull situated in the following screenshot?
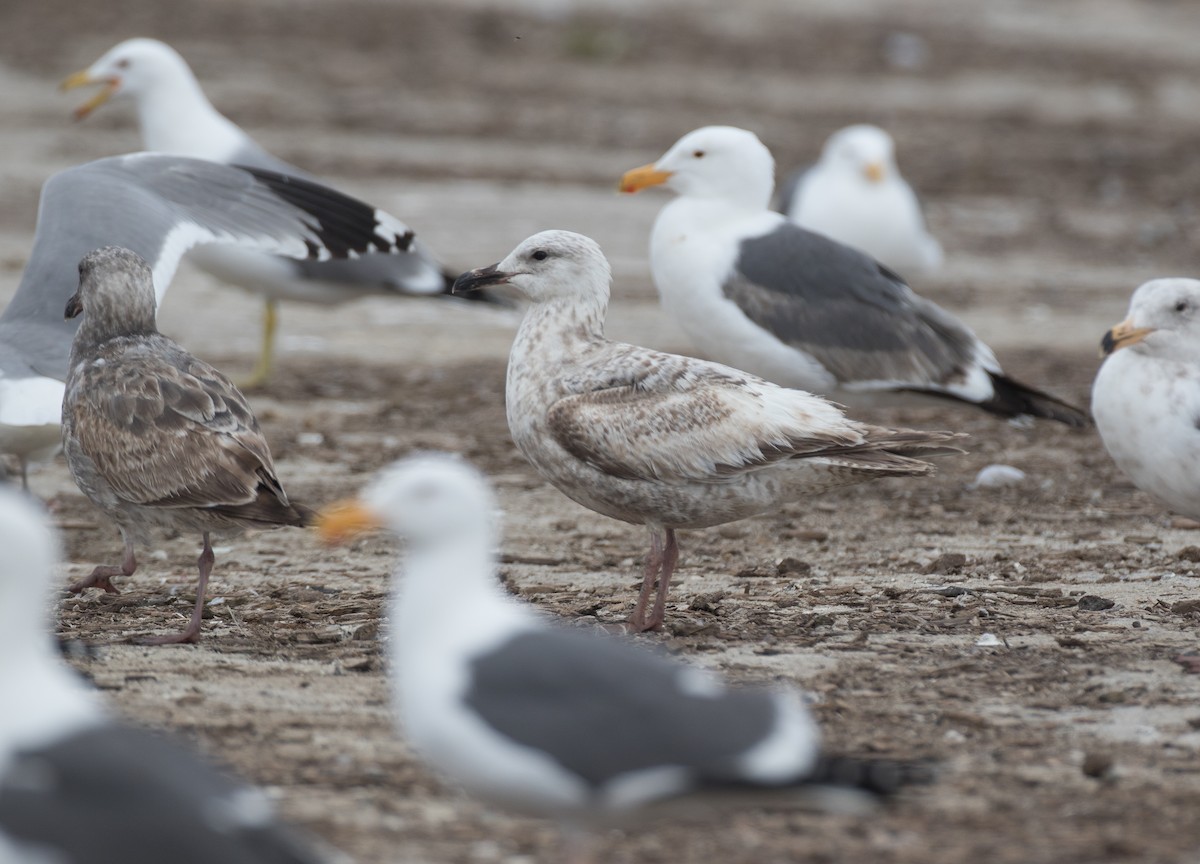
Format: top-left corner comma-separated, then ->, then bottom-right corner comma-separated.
61,37 -> 502,389
1093,278 -> 1200,521
619,126 -> 1088,427
316,454 -> 930,856
0,486 -> 338,863
453,229 -> 963,631
779,124 -> 943,276
61,246 -> 309,645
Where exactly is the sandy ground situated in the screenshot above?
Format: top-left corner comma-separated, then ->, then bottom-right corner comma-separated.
3,0 -> 1200,861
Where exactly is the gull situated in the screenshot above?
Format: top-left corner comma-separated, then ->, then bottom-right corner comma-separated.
619,126 -> 1089,427
0,152 -> 412,490
1093,278 -> 1200,521
776,124 -> 943,277
453,230 -> 962,631
62,37 -> 501,387
62,247 -> 309,645
316,454 -> 931,858
0,485 -> 338,863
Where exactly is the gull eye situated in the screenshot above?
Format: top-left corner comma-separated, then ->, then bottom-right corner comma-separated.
531,250 -> 548,261
1176,300 -> 1189,313
692,150 -> 705,159
115,58 -> 131,70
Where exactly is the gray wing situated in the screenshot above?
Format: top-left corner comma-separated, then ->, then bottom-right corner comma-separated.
464,628 -> 785,790
723,222 -> 982,388
0,723 -> 330,864
1,152 -> 414,380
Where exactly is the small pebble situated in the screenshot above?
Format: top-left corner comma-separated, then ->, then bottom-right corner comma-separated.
967,464 -> 1026,490
975,632 -> 1001,647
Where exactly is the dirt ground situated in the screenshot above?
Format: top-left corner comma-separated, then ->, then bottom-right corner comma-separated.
3,0 -> 1200,861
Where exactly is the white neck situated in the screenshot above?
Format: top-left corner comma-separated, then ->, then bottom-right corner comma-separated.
135,68 -> 246,160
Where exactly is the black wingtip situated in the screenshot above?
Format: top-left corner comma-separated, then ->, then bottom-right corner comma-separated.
982,373 -> 1093,428
804,754 -> 938,796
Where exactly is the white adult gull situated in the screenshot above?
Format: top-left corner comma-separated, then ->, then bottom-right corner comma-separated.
452,230 -> 962,631
62,37 -> 503,387
316,454 -> 930,857
619,126 -> 1089,427
0,151 -> 413,489
1093,279 -> 1200,521
62,247 -> 311,645
775,124 -> 943,277
0,486 -> 338,864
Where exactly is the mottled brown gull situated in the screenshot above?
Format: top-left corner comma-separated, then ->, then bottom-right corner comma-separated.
316,455 -> 929,861
453,230 -> 963,631
619,126 -> 1089,427
1,151 -> 415,489
1093,279 -> 1200,521
63,37 -> 504,388
62,246 -> 308,645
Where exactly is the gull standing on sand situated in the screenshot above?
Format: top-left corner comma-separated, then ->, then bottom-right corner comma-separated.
620,126 -> 1089,426
62,247 -> 309,645
1093,279 -> 1200,521
453,230 -> 961,631
0,486 -> 337,863
0,152 -> 414,489
317,454 -> 930,856
776,124 -> 943,277
62,37 -> 502,387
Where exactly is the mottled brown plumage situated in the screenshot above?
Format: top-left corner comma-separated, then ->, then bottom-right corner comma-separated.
454,231 -> 963,631
61,246 -> 306,644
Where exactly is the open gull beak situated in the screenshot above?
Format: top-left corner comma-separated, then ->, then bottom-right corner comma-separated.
1100,318 -> 1154,357
60,70 -> 119,120
314,498 -> 384,545
618,163 -> 674,194
452,263 -> 512,295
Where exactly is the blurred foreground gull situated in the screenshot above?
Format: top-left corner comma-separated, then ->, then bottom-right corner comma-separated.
776,124 -> 943,277
63,37 -> 502,387
0,487 -> 336,864
62,247 -> 309,645
620,126 -> 1089,427
453,230 -> 962,631
317,455 -> 930,857
0,152 -> 414,489
1093,279 -> 1200,520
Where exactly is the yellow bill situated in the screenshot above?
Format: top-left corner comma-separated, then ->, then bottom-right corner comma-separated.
314,498 -> 383,545
1100,318 -> 1154,357
60,70 -> 119,120
619,163 -> 673,194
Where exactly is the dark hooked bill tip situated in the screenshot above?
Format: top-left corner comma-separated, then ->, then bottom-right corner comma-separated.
1100,329 -> 1116,356
64,292 -> 83,320
451,263 -> 508,295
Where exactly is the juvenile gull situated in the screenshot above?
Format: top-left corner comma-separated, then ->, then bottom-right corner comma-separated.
317,455 -> 930,856
1093,279 -> 1200,520
620,126 -> 1089,426
775,124 -> 943,277
63,37 -> 502,387
0,486 -> 338,864
453,230 -> 962,631
0,152 -> 414,488
62,247 -> 309,644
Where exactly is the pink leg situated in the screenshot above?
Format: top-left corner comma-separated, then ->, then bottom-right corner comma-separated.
68,537 -> 136,595
137,533 -> 214,646
643,528 -> 679,632
629,528 -> 665,631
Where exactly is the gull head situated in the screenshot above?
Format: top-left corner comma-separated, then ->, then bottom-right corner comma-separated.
316,453 -> 496,549
61,38 -> 190,120
1102,278 -> 1200,359
619,126 -> 775,208
452,230 -> 612,305
820,124 -> 898,185
65,246 -> 158,338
